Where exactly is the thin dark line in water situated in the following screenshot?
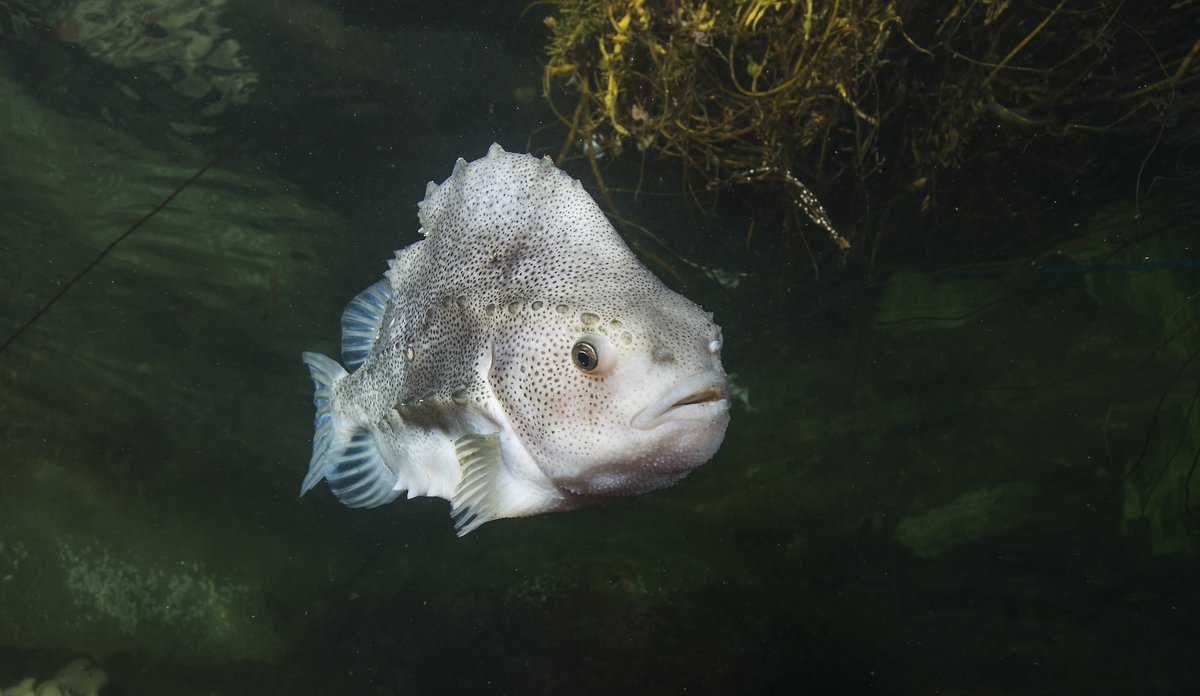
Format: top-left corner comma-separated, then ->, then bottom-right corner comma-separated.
1140,367 -> 1200,519
1111,342 -> 1200,504
0,131 -> 397,358
1185,436 -> 1200,523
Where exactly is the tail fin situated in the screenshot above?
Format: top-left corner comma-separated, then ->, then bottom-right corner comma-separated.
300,352 -> 399,508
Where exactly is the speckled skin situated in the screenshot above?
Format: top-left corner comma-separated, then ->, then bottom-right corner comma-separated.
317,144 -> 730,529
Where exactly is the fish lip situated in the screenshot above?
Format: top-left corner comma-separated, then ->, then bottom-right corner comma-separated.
632,371 -> 731,430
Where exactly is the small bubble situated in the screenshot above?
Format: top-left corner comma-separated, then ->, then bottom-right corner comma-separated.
531,300 -> 544,311
555,304 -> 569,314
405,345 -> 415,361
580,312 -> 599,326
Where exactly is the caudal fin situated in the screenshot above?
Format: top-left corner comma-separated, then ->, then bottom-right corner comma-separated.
300,352 -> 399,508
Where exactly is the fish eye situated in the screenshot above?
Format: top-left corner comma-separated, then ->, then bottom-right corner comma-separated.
570,333 -> 615,376
572,341 -> 599,373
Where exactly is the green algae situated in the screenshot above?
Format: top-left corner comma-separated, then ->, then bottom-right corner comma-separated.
894,482 -> 1041,560
0,57 -> 349,665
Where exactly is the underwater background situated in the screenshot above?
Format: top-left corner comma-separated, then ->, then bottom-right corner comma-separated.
1,0 -> 1198,694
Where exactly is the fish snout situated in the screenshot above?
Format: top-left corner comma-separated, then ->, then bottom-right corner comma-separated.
631,371 -> 731,430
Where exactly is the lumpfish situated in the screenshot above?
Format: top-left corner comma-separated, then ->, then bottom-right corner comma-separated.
300,143 -> 730,535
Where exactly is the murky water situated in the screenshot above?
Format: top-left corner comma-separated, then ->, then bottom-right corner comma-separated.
1,2 -> 1197,694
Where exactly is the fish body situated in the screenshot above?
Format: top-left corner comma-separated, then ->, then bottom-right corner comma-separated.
301,144 -> 730,534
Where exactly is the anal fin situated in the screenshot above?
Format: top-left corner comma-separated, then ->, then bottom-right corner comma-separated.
323,427 -> 399,508
301,351 -> 399,508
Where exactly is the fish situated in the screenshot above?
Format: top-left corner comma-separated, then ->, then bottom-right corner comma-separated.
300,143 -> 730,535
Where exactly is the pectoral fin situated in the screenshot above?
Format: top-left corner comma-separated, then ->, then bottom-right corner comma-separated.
450,433 -> 504,536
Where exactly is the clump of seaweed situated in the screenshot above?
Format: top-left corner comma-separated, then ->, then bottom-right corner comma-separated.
542,0 -> 890,254
0,0 -> 40,37
541,0 -> 1200,264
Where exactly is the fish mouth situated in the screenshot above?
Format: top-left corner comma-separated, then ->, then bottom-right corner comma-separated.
632,371 -> 731,430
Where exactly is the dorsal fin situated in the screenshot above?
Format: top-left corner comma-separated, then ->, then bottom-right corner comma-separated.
340,279 -> 390,371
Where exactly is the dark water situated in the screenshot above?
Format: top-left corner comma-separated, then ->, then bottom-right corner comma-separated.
2,2 -> 1198,694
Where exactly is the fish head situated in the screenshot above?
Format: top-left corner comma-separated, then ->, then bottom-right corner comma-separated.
488,283 -> 731,501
